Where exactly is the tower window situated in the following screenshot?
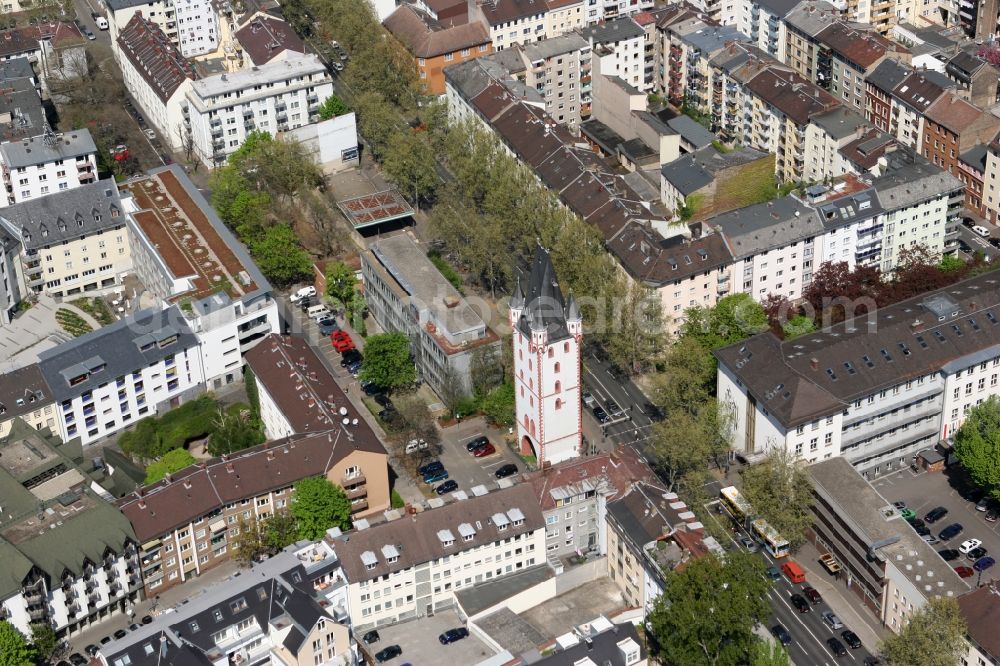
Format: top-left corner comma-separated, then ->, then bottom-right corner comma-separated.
548,348 -> 554,358
555,381 -> 561,393
555,399 -> 563,410
564,342 -> 570,353
554,362 -> 561,373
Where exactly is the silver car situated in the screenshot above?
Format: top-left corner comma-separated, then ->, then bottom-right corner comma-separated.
822,611 -> 844,630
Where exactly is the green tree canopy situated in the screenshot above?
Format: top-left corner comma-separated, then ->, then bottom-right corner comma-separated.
740,449 -> 815,551
325,260 -> 357,309
750,639 -> 791,666
292,477 -> 352,539
144,448 -> 197,484
646,551 -> 771,666
30,622 -> 57,664
119,395 -> 219,460
682,293 -> 769,351
208,406 -> 265,457
649,400 -> 730,492
248,224 -> 313,287
879,597 -> 967,666
317,94 -> 348,120
359,332 -> 416,390
0,621 -> 34,666
954,396 -> 1000,501
383,129 -> 438,208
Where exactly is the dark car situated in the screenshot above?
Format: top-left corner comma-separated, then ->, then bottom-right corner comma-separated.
967,546 -> 988,561
439,627 -> 470,644
924,506 -> 949,523
340,350 -> 362,366
938,549 -> 961,561
85,645 -> 99,656
962,487 -> 984,503
893,500 -> 907,510
592,406 -> 609,423
374,394 -> 393,409
423,469 -> 449,484
606,399 -> 623,416
297,296 -> 316,310
765,565 -> 781,581
977,497 -> 992,512
129,623 -> 140,631
362,381 -> 384,396
841,630 -> 862,649
938,523 -> 964,541
987,509 -> 1000,522
57,661 -> 72,666
802,585 -> 822,604
473,443 -> 496,457
914,525 -> 931,537
375,645 -> 402,663
906,516 -> 925,530
378,407 -> 396,421
362,630 -> 380,644
771,624 -> 792,646
864,658 -> 882,666
466,436 -> 489,451
317,317 -> 339,335
69,654 -> 88,666
418,460 -> 444,476
114,629 -> 128,639
974,556 -> 996,572
790,593 -> 810,613
827,637 -> 848,657
436,480 -> 459,495
955,565 -> 975,578
141,615 -> 153,624
495,463 -> 518,479
100,636 -> 112,645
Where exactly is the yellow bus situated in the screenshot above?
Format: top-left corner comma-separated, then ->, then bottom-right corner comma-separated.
719,486 -> 754,523
751,518 -> 790,559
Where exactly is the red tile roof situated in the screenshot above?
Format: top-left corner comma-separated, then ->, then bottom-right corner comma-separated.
527,446 -> 655,511
815,23 -> 905,69
745,67 -> 839,125
384,4 -> 490,59
235,15 -> 305,66
923,92 -> 986,135
116,14 -> 196,103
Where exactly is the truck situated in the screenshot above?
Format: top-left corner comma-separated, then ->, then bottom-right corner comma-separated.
91,12 -> 109,29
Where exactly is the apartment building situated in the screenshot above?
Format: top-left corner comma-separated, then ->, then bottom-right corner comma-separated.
519,32 -> 591,126
0,129 -> 98,206
527,446 -> 654,560
584,17 -> 648,92
234,14 -> 307,67
606,481 -> 708,611
468,0 -> 549,50
957,581 -> 1000,666
328,483 -> 546,630
0,420 -> 142,638
809,457 -> 970,628
0,229 -> 21,325
0,365 -> 53,436
710,196 -> 825,303
659,145 -> 774,220
122,166 -> 280,388
802,106 -> 870,183
807,175 -> 886,270
943,50 -> 1000,109
97,541 -> 356,666
119,422 -> 388,595
545,0 -> 587,37
0,179 -> 131,299
532,619 -> 646,666
921,92 -> 1000,175
716,271 -> 1000,477
244,334 -> 391,516
383,4 -> 493,95
865,58 -> 909,133
362,233 -> 501,401
885,70 -> 955,150
873,151 -> 963,271
114,15 -> 198,154
956,144 -> 988,218
106,0 -> 218,57
814,23 -> 909,112
184,53 -> 333,166
738,0 -> 798,62
37,306 -> 205,446
782,0 -> 839,82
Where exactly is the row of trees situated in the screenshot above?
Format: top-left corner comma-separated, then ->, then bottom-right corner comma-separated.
0,620 -> 57,666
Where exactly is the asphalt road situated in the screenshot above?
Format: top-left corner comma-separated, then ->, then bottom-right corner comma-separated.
956,224 -> 1000,262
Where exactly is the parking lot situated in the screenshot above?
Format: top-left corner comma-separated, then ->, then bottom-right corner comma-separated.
872,466 -> 1000,584
361,610 -> 497,665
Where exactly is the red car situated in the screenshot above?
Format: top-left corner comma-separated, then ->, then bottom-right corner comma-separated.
331,331 -> 355,352
954,566 -> 975,578
802,586 -> 822,604
472,443 -> 496,457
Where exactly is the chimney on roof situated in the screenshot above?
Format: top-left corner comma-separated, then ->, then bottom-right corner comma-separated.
810,357 -> 819,370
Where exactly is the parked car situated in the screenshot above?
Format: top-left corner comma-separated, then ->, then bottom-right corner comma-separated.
129,623 -> 140,631
405,439 -> 427,454
938,523 -> 964,541
436,480 -> 458,495
332,335 -> 354,353
865,658 -> 882,666
69,654 -> 88,666
114,629 -> 128,639
378,407 -> 396,421
582,391 -> 596,407
974,556 -> 995,572
373,393 -> 392,409
802,585 -> 822,604
906,516 -> 925,530
914,525 -> 931,537
144,128 -> 156,140
955,565 -> 975,578
340,349 -> 362,367
771,625 -> 792,646
141,615 -> 153,625
290,286 -> 316,302
374,645 -> 402,663
84,27 -> 96,39
418,460 -> 443,476
466,436 -> 490,451
827,637 -> 848,657
900,508 -> 916,520
592,406 -> 609,423
841,630 -> 862,649
922,534 -> 940,545
362,630 -> 380,644
361,381 -> 384,396
790,594 -> 810,613
822,611 -> 844,630
973,225 -> 992,238
977,497 -> 992,512
332,61 -> 344,71
960,538 -> 984,554
317,317 -> 339,335
938,549 -> 960,561
85,645 -> 99,656
765,565 -> 781,581
924,506 -> 949,523
987,509 -> 999,523
439,628 -> 470,644
606,399 -> 624,417
423,469 -> 449,484
297,296 -> 316,310
473,443 -> 496,457
495,463 -> 518,479
739,536 -> 759,552
892,500 -> 907,510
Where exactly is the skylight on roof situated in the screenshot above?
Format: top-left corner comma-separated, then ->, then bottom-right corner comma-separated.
916,335 -> 928,348
880,349 -> 893,362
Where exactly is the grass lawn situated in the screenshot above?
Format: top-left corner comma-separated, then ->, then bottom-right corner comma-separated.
55,308 -> 93,337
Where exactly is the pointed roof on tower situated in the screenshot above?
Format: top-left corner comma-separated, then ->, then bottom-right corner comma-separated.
517,245 -> 571,342
511,276 -> 525,310
565,291 -> 580,323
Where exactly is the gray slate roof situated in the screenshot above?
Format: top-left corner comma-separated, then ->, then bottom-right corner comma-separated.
785,1 -> 840,37
756,0 -> 803,16
814,186 -> 883,230
810,107 -> 869,140
866,58 -> 909,92
667,115 -> 716,148
0,178 -> 122,250
0,57 -> 35,82
709,195 -> 824,259
660,145 -> 772,196
515,245 -> 574,342
532,623 -> 645,666
583,16 -> 645,44
873,153 -> 964,211
37,306 -> 198,402
0,128 -> 96,168
521,32 -> 589,61
959,144 -> 988,172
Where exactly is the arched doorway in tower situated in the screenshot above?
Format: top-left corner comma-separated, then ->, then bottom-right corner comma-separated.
520,435 -> 538,459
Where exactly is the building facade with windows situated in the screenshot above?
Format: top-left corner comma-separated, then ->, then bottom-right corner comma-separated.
328,483 -> 546,630
584,17 -> 648,92
0,129 -> 98,206
106,0 -> 218,57
183,53 -> 333,167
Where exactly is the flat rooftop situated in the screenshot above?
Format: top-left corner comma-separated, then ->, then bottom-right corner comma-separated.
0,435 -> 59,478
336,190 -> 413,229
2,490 -> 98,545
188,53 -> 326,101
122,167 -> 264,303
0,129 -> 96,168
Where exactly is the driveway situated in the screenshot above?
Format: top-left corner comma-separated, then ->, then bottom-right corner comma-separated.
872,466 -> 1000,585
411,418 -> 524,497
360,610 -> 497,665
0,295 -> 70,371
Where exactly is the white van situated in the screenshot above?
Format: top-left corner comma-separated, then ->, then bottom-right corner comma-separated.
306,304 -> 330,320
973,225 -> 991,238
92,13 -> 109,29
290,285 -> 316,303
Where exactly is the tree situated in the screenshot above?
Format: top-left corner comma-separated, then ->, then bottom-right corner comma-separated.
740,449 -> 815,551
650,335 -> 716,416
355,92 -> 402,159
750,640 -> 791,666
879,597 -> 967,666
648,402 -> 731,491
783,314 -> 815,338
317,94 -> 348,120
144,448 -> 197,484
263,512 -> 299,551
208,406 -> 264,456
383,129 -> 438,208
646,551 -> 771,666
0,621 -> 34,666
30,622 -> 57,664
603,276 -> 666,374
479,382 -> 516,427
682,293 -> 768,351
359,332 -> 417,390
802,261 -> 882,324
391,392 -> 440,453
469,344 -> 505,398
954,396 -> 1000,501
249,224 -> 313,286
324,260 -> 357,310
291,477 -> 352,539
232,514 -> 268,566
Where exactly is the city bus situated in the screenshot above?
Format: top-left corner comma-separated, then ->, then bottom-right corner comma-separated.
751,518 -> 790,559
719,486 -> 754,525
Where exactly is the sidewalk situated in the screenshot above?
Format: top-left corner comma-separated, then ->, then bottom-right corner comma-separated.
793,540 -> 888,650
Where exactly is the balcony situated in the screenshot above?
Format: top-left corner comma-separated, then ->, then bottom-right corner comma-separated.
349,499 -> 369,513
345,485 -> 367,500
210,118 -> 222,127
28,608 -> 47,621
